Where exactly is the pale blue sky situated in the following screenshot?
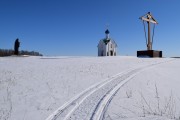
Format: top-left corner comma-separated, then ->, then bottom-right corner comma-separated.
0,0 -> 180,57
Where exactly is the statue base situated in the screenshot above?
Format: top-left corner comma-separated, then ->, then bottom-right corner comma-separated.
137,50 -> 162,58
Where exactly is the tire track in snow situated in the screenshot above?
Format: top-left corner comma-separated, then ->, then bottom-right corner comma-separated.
45,66 -> 137,120
91,59 -> 175,120
46,59 -> 174,120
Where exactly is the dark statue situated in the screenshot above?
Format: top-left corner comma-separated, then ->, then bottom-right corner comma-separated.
14,38 -> 20,55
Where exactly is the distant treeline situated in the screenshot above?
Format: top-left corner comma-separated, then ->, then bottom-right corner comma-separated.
0,49 -> 43,57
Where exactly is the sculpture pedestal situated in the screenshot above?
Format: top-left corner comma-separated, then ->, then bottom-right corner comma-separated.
137,50 -> 162,58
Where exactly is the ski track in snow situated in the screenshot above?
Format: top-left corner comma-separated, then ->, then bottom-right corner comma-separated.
46,59 -> 174,120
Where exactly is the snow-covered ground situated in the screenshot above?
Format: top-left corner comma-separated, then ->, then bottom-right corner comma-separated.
0,56 -> 180,120
105,58 -> 180,120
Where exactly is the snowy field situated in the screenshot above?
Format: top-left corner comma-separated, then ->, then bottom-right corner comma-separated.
0,56 -> 180,120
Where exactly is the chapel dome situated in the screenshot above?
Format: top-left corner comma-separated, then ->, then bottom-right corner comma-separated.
105,29 -> 110,34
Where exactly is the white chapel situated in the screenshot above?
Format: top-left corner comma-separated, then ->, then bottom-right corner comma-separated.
97,29 -> 117,56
